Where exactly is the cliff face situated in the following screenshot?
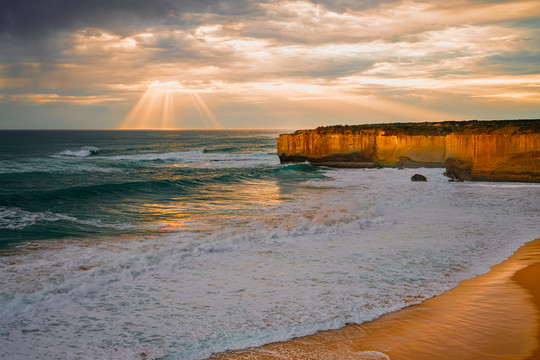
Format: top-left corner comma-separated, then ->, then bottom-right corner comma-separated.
375,133 -> 446,168
277,130 -> 378,167
445,130 -> 540,182
278,120 -> 540,182
277,130 -> 447,168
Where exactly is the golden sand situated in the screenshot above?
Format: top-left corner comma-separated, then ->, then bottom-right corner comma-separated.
212,239 -> 540,360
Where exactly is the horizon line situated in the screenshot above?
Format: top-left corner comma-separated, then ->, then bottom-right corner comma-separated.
0,118 -> 538,131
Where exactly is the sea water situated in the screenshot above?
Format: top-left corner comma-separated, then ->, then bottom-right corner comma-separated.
0,130 -> 538,359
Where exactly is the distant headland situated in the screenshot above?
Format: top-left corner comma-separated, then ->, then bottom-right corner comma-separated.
278,120 -> 540,182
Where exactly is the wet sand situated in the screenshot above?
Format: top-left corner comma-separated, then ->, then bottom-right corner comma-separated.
211,238 -> 540,360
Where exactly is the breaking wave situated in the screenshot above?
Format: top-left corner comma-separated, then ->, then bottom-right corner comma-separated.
0,206 -> 133,231
56,146 -> 99,157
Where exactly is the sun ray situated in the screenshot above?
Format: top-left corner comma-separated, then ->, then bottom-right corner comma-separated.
189,92 -> 223,128
189,92 -> 212,128
192,93 -> 222,128
119,87 -> 157,129
118,81 -> 222,129
161,87 -> 176,129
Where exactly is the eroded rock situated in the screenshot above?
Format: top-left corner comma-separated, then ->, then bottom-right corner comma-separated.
411,174 -> 427,181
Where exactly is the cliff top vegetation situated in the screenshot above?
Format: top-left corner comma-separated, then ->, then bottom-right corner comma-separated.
290,119 -> 539,136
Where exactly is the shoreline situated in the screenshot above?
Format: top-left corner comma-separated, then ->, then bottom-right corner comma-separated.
211,238 -> 540,359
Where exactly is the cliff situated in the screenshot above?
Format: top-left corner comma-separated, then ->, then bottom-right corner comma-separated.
278,120 -> 540,182
445,124 -> 540,182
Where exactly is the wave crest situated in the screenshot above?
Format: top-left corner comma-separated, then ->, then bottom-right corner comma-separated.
0,206 -> 132,231
57,146 -> 99,157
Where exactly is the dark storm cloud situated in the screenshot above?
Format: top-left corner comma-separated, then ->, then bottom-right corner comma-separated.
0,0 -> 258,38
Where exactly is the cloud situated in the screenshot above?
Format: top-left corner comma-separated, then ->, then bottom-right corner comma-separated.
1,93 -> 124,104
0,0 -> 539,128
479,49 -> 540,75
0,0 -> 257,38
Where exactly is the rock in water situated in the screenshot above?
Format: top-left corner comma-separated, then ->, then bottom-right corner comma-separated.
444,168 -> 464,182
411,174 -> 427,182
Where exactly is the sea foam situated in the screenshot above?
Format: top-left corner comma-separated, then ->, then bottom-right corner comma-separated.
1,168 -> 538,360
0,206 -> 133,231
57,146 -> 99,157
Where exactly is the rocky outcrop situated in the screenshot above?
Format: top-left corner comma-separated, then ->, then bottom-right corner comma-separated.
411,174 -> 427,182
278,120 -> 540,182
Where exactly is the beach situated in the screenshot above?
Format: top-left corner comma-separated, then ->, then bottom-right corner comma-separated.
1,130 -> 539,359
212,238 -> 540,360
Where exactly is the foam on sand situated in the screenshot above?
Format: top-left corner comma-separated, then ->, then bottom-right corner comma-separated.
211,238 -> 540,360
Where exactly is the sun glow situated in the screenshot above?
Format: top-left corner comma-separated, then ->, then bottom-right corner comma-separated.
118,81 -> 222,129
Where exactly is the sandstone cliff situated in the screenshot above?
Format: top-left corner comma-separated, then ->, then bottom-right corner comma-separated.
278,120 -> 540,182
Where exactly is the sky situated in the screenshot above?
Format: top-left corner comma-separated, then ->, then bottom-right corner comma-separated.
0,0 -> 539,129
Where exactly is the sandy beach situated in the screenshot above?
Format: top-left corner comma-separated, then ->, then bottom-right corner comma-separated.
212,238 -> 540,360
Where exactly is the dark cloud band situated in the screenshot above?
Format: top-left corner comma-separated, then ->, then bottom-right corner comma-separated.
0,0 -> 259,38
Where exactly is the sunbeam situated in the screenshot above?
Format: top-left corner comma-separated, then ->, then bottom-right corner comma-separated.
189,92 -> 222,128
117,81 -> 222,129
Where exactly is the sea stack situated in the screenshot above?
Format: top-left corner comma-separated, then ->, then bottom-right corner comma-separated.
277,120 -> 540,182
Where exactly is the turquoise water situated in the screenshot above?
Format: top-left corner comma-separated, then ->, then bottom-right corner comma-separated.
0,130 -> 315,246
0,130 -> 538,359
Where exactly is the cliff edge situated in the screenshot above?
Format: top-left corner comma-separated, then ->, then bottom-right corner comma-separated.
277,120 -> 540,182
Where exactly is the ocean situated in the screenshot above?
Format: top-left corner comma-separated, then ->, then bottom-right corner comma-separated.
0,130 -> 538,359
